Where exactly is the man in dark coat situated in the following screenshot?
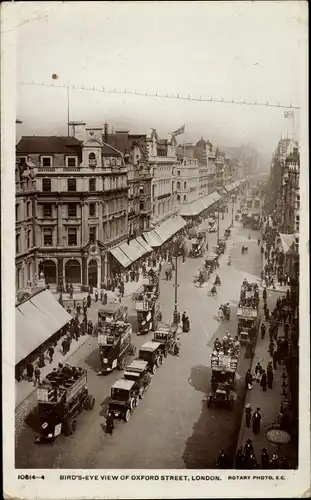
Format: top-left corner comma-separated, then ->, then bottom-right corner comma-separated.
87,294 -> 92,308
245,369 -> 253,389
26,362 -> 34,381
267,362 -> 273,389
252,408 -> 261,434
260,370 -> 267,392
262,288 -> 267,301
261,448 -> 270,469
48,346 -> 54,363
261,323 -> 266,340
235,448 -> 245,469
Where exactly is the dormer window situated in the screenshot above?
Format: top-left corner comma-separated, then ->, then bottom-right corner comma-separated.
41,156 -> 53,167
88,152 -> 97,167
66,156 -> 77,168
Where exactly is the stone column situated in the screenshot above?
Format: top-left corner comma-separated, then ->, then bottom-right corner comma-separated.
81,255 -> 88,291
98,201 -> 103,242
81,201 -> 89,246
97,258 -> 101,289
57,257 -> 64,292
32,195 -> 37,246
56,202 -> 63,246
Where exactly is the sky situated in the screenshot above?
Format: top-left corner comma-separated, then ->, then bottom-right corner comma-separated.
3,1 -> 307,163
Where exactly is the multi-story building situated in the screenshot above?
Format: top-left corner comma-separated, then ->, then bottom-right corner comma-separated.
147,129 -> 178,225
215,147 -> 226,189
175,146 -> 200,207
107,130 -> 152,238
15,123 -> 128,294
194,138 -> 215,195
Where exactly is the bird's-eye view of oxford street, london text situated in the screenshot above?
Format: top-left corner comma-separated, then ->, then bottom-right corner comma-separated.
1,1 -> 309,499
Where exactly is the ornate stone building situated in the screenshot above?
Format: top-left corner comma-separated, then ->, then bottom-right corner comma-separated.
15,123 -> 128,294
107,130 -> 152,239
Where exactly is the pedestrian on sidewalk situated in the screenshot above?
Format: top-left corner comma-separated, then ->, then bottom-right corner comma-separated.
252,408 -> 262,434
255,362 -> 263,383
243,439 -> 254,457
87,293 -> 92,308
245,404 -> 252,427
26,362 -> 34,382
95,289 -> 99,302
34,366 -> 41,386
245,369 -> 253,390
257,238 -> 260,246
268,340 -> 275,357
235,447 -> 245,469
261,448 -> 270,469
272,351 -> 278,370
48,346 -> 54,363
61,338 -> 67,355
261,323 -> 266,340
260,370 -> 267,391
262,287 -> 267,301
76,303 -> 81,316
216,449 -> 228,468
267,362 -> 273,389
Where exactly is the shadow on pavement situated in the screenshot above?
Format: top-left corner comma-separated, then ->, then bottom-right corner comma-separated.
84,346 -> 102,372
188,364 -> 211,394
24,406 -> 41,433
99,396 -> 111,417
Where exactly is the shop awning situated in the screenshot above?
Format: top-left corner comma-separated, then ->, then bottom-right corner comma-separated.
179,191 -> 221,217
119,241 -> 141,263
153,215 -> 187,242
136,236 -> 152,253
129,239 -> 146,259
279,233 -> 295,254
16,289 -> 72,365
143,230 -> 163,247
110,246 -> 132,268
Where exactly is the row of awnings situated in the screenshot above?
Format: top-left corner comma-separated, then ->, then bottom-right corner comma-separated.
16,289 -> 72,365
143,214 -> 187,248
225,180 -> 241,192
179,191 -> 221,217
110,215 -> 187,266
110,236 -> 153,269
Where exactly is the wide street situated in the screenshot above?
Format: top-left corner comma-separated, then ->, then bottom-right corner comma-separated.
15,204 -> 262,469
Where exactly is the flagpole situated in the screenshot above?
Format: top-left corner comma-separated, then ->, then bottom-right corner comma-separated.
67,79 -> 70,136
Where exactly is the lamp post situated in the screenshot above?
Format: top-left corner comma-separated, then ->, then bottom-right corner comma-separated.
217,201 -> 220,245
231,194 -> 235,227
172,241 -> 181,326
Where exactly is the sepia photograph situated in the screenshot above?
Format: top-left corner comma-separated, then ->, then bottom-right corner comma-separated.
1,1 -> 309,498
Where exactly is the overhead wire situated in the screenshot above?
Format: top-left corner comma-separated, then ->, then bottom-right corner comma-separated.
17,80 -> 300,110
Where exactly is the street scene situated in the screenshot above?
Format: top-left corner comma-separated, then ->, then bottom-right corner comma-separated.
8,2 -> 304,482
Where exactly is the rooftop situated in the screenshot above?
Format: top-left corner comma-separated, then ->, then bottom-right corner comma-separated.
16,136 -> 82,154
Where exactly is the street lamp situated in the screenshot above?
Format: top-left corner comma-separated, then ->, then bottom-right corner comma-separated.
172,241 -> 181,326
217,201 -> 220,245
231,194 -> 235,227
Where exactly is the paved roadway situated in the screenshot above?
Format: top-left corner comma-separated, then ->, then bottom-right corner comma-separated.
15,204 -> 262,469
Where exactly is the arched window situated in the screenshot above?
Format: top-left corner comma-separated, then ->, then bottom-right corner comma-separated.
177,194 -> 180,202
42,260 -> 57,284
65,259 -> 81,284
88,152 -> 97,167
183,195 -> 187,202
184,182 -> 187,189
177,181 -> 181,190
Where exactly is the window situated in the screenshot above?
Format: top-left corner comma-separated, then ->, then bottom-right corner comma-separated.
183,195 -> 187,202
67,178 -> 76,191
43,228 -> 53,246
89,203 -> 96,217
16,234 -> 20,253
139,200 -> 144,211
89,226 -> 96,243
42,178 -> 51,192
41,156 -> 52,167
177,194 -> 180,202
66,157 -> 77,168
68,203 -> 77,217
88,152 -> 97,167
139,185 -> 144,194
89,178 -> 96,192
26,201 -> 31,218
43,204 -> 52,218
68,228 -> 77,246
27,262 -> 31,282
177,181 -> 181,190
15,204 -> 19,221
184,182 -> 187,189
27,230 -> 31,248
16,268 -> 21,290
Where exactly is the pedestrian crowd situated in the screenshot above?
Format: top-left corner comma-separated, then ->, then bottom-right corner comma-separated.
235,439 -> 291,469
260,220 -> 293,289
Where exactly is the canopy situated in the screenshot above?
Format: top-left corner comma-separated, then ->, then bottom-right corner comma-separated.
110,246 -> 132,268
129,239 -> 146,259
136,236 -> 152,253
143,230 -> 163,247
16,289 -> 72,365
179,191 -> 221,217
279,233 -> 296,254
119,241 -> 141,262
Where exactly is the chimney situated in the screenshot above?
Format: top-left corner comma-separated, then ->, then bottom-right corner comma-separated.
69,121 -> 86,141
104,122 -> 109,143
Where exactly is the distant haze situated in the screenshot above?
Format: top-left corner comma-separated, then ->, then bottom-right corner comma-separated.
9,1 -> 306,160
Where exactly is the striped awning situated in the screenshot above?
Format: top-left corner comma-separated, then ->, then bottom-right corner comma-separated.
143,230 -> 164,247
110,246 -> 132,268
136,236 -> 152,253
179,191 -> 221,217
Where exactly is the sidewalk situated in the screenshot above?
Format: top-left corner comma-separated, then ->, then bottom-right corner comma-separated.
15,288 -> 139,409
235,289 -> 297,466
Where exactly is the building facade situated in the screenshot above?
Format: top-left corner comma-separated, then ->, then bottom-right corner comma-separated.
147,130 -> 178,226
107,130 -> 152,239
175,147 -> 200,207
15,123 -> 128,294
193,138 -> 215,195
215,147 -> 226,189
